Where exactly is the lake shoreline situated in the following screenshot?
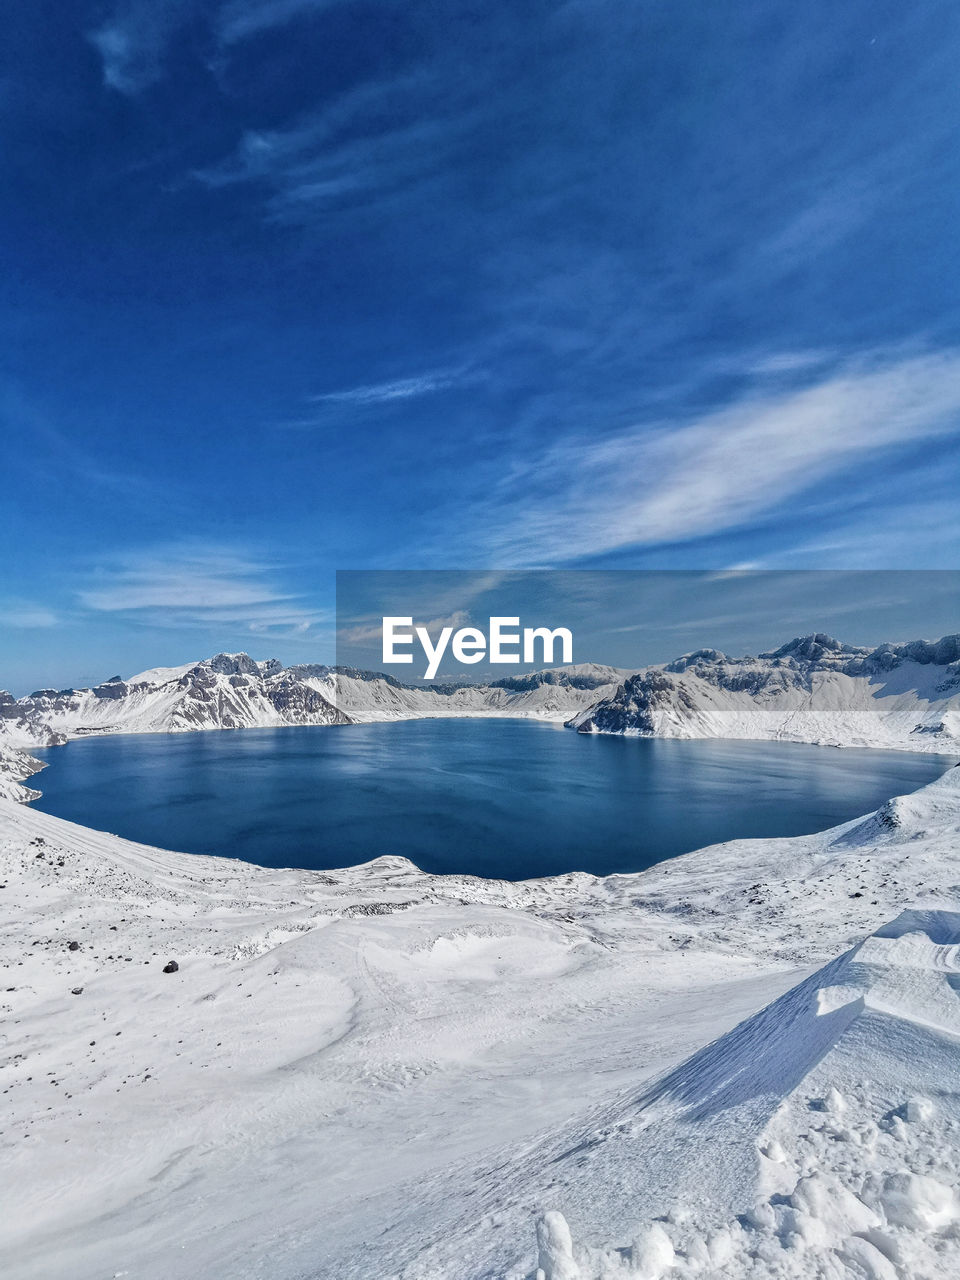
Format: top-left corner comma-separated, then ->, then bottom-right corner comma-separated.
26,720 -> 960,881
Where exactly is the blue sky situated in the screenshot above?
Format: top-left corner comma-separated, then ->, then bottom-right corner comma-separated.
2,0 -> 960,690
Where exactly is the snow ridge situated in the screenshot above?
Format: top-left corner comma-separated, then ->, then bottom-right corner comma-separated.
530,906 -> 960,1280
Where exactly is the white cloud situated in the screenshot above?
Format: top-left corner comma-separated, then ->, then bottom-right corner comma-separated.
459,349 -> 960,564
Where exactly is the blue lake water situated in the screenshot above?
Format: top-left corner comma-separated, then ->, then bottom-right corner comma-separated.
31,720 -> 956,880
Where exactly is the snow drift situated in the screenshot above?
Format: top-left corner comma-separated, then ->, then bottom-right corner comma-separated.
527,905 -> 960,1279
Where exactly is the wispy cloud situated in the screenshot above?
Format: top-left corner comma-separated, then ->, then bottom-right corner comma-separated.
766,497 -> 960,570
193,65 -> 483,217
78,543 -> 327,636
217,0 -> 345,46
760,177 -> 880,267
339,608 -> 469,647
79,546 -> 287,611
0,600 -> 59,629
88,0 -> 192,95
443,349 -> 960,565
89,0 -> 356,93
309,367 -> 473,407
746,350 -> 834,377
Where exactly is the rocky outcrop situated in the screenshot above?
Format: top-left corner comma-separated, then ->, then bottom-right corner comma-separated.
574,670 -> 695,735
0,690 -> 65,748
490,664 -> 619,693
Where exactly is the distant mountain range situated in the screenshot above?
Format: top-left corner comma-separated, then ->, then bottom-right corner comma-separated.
1,634 -> 958,761
570,633 -> 960,749
0,654 -> 625,748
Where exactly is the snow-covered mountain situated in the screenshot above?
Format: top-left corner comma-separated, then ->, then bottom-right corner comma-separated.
2,633 -> 958,761
2,740 -> 959,1278
0,653 -> 625,745
570,632 -> 960,751
2,653 -> 349,744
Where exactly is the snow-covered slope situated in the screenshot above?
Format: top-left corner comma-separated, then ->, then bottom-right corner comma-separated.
571,633 -> 960,752
2,740 -> 960,1278
521,903 -> 960,1280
